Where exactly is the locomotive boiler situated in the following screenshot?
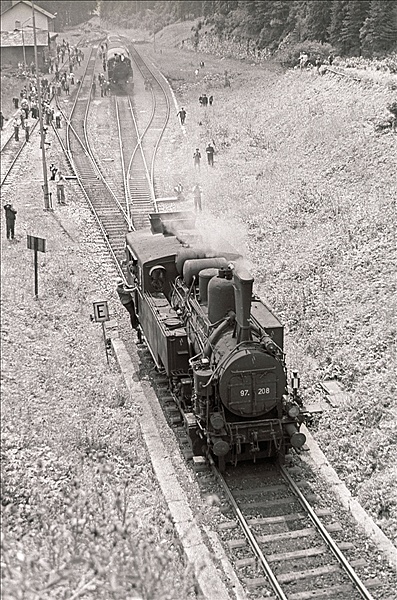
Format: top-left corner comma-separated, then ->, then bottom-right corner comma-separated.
124,217 -> 305,468
106,35 -> 132,84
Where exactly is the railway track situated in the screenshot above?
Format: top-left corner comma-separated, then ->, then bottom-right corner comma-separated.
0,43 -> 85,190
115,95 -> 154,229
64,45 -> 130,267
128,45 -> 171,199
59,40 -> 173,264
206,460 -> 381,600
135,352 -> 388,600
0,126 -> 36,189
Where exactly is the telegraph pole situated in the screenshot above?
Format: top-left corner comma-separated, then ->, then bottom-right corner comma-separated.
32,0 -> 52,210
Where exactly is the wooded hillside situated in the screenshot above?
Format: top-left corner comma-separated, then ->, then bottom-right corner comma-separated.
2,1 -> 395,57
98,0 -> 397,57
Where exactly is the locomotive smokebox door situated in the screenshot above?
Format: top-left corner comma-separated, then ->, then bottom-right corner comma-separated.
218,348 -> 286,416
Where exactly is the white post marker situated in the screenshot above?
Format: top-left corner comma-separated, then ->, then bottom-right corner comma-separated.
92,301 -> 111,364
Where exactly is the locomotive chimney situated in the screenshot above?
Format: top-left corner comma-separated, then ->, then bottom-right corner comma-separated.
233,266 -> 254,343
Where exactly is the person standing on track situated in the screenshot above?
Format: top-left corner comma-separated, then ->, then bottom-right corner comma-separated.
116,278 -> 138,330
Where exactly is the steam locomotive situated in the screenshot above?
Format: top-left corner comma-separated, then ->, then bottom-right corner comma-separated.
106,35 -> 132,84
124,213 -> 306,469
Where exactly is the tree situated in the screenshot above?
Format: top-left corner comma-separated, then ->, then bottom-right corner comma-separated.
37,1 -> 97,27
258,1 -> 292,47
340,0 -> 370,55
305,0 -> 331,42
328,0 -> 349,50
360,0 -> 397,56
287,1 -> 310,42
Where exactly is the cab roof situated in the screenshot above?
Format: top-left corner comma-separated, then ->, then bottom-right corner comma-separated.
107,47 -> 130,58
126,231 -> 182,266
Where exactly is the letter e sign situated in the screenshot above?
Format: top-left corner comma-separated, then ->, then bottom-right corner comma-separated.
93,301 -> 110,323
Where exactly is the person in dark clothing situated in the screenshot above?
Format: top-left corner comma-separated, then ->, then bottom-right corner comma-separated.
116,278 -> 138,329
4,203 -> 17,240
177,108 -> 186,125
209,95 -> 213,106
49,164 -> 58,181
202,94 -> 208,107
24,122 -> 30,142
206,143 -> 215,166
0,111 -> 5,129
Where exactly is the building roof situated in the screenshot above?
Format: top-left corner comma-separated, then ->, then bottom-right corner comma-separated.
0,29 -> 48,47
1,1 -> 56,20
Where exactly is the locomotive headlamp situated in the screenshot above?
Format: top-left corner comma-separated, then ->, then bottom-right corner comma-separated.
262,337 -> 277,355
210,413 -> 224,430
212,439 -> 230,457
286,402 -> 300,418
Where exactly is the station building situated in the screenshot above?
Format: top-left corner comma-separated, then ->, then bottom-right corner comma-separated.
0,0 -> 57,66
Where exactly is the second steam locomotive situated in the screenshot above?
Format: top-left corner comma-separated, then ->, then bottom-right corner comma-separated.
106,35 -> 132,84
124,214 -> 306,469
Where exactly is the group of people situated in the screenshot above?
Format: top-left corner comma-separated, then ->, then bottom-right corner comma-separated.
96,73 -> 110,97
173,182 -> 202,211
1,38 -> 87,244
198,93 -> 213,107
7,37 -> 88,144
193,142 -> 215,169
298,52 -> 335,72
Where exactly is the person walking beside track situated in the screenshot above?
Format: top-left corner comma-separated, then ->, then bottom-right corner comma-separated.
177,107 -> 186,125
